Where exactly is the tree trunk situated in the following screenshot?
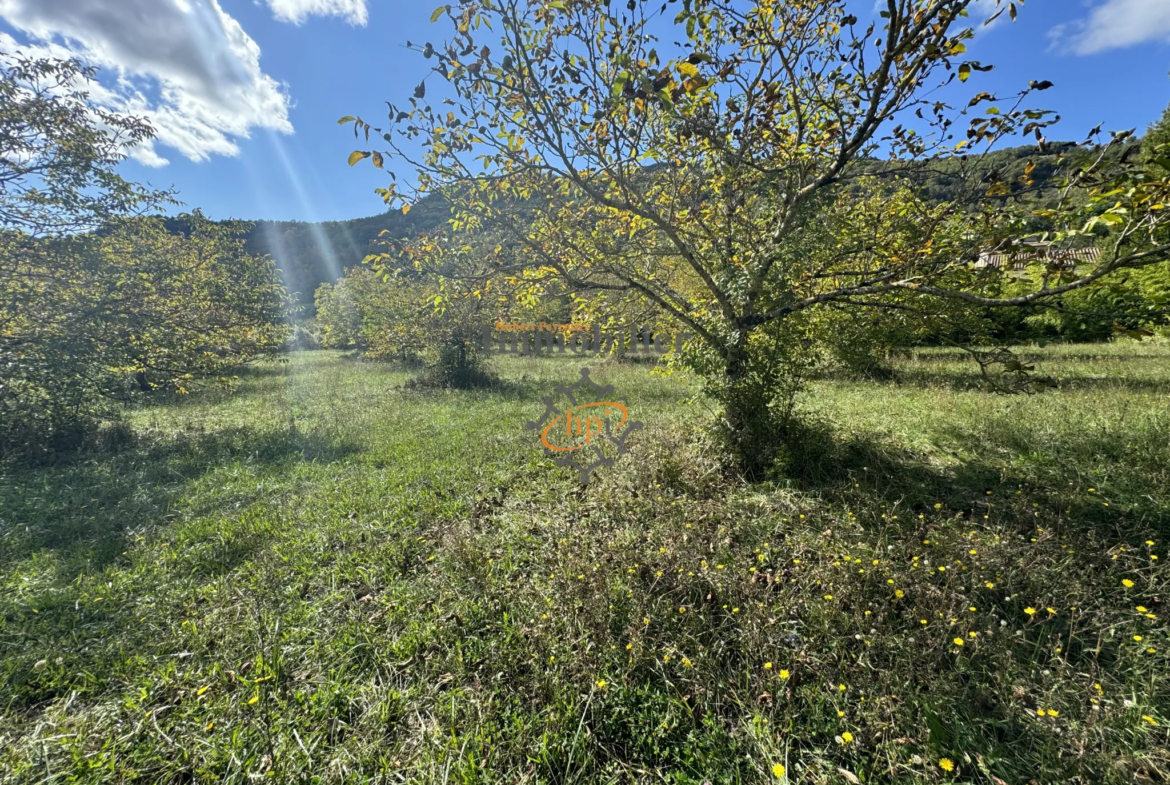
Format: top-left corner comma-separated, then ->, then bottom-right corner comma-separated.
720,343 -> 781,480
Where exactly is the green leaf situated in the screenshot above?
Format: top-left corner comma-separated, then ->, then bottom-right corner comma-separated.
611,74 -> 629,98
337,115 -> 356,125
677,62 -> 699,79
371,151 -> 384,169
348,151 -> 371,166
430,5 -> 447,22
958,64 -> 971,82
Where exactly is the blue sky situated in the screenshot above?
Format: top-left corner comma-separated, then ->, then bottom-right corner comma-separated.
2,0 -> 1169,223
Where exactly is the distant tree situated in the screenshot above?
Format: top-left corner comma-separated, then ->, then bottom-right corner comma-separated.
1143,100 -> 1170,178
315,279 -> 365,349
314,261 -> 496,387
345,0 -> 1170,476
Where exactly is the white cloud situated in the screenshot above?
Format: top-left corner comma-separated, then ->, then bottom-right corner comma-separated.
264,0 -> 367,25
1050,0 -> 1170,56
0,0 -> 293,166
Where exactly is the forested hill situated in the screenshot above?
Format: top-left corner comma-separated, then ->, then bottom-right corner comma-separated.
242,139 -> 1141,311
238,192 -> 451,308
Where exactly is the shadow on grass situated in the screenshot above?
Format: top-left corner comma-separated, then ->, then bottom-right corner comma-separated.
872,369 -> 1170,395
781,418 -> 1168,540
0,425 -> 360,582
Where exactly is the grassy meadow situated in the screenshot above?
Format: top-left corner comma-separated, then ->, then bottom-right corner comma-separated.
1,344 -> 1168,784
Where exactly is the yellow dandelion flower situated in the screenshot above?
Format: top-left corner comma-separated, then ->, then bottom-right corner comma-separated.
824,595 -> 834,600
953,638 -> 964,646
772,763 -> 786,778
1134,635 -> 1143,642
895,590 -> 904,598
780,669 -> 790,679
1025,607 -> 1037,616
1142,715 -> 1158,726
841,732 -> 854,742
969,631 -> 978,638
939,758 -> 955,772
596,680 -> 607,689
1137,606 -> 1148,613
1123,579 -> 1135,588
681,657 -> 693,668
679,607 -> 686,613
839,684 -> 847,691
764,662 -> 773,669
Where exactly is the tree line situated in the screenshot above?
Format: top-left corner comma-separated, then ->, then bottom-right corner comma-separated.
0,55 -> 288,457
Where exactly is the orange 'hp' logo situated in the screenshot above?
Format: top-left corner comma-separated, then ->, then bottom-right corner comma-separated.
540,402 -> 630,452
526,367 -> 643,484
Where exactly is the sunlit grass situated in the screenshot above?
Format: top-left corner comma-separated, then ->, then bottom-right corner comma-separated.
0,345 -> 1167,783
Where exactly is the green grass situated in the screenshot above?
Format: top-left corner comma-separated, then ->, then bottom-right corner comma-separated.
1,346 -> 1167,783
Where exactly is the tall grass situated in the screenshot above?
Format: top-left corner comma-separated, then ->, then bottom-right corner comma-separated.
0,345 -> 1166,783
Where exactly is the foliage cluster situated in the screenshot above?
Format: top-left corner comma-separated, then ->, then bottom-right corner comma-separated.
0,54 -> 289,456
